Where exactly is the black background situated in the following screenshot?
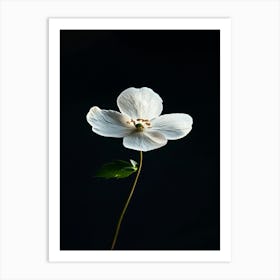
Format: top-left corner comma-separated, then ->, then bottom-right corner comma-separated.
60,30 -> 220,250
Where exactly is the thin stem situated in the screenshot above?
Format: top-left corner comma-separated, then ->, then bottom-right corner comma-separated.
111,151 -> 143,250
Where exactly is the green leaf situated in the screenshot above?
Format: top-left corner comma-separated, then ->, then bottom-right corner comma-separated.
95,159 -> 138,179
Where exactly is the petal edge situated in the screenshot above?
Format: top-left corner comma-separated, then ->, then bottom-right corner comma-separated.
151,113 -> 193,140
117,87 -> 163,120
123,131 -> 167,152
86,106 -> 134,138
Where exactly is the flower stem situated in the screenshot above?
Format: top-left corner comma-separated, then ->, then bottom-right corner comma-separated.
110,151 -> 143,250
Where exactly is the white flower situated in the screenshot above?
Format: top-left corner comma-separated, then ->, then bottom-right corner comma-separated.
86,87 -> 193,152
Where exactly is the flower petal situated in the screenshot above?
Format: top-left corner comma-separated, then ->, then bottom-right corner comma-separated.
150,113 -> 193,140
117,87 -> 163,120
86,106 -> 134,138
123,131 -> 167,152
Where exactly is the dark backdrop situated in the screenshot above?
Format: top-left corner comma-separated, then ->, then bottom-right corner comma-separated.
60,30 -> 220,250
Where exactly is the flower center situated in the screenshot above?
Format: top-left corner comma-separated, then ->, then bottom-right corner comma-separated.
126,118 -> 151,131
135,123 -> 144,132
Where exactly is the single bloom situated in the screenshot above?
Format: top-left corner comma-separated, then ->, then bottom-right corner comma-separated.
86,87 -> 193,152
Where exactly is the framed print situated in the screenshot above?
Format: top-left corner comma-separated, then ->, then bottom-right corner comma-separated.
1,0 -> 280,279
49,18 -> 231,262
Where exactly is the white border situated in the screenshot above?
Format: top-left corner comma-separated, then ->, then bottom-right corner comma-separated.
49,18 -> 231,262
